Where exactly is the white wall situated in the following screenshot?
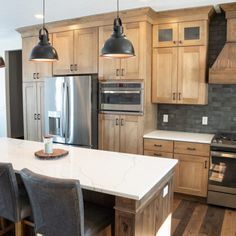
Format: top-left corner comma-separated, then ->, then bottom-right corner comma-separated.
0,32 -> 22,137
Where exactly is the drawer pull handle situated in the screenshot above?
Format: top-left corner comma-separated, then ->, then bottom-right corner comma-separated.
187,147 -> 196,151
205,160 -> 208,169
115,118 -> 119,126
122,222 -> 129,233
154,153 -> 162,157
154,144 -> 162,147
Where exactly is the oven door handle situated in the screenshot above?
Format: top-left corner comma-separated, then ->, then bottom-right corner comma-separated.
101,91 -> 141,94
211,151 -> 236,159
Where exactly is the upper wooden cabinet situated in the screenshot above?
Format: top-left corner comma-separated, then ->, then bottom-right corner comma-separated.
52,28 -> 98,75
153,21 -> 207,47
22,36 -> 52,82
99,22 -> 145,80
152,46 -> 207,105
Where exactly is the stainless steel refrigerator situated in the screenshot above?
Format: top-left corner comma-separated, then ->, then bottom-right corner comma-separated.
44,75 -> 98,148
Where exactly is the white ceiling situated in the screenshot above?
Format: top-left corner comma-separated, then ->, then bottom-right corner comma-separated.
1,0 -> 234,38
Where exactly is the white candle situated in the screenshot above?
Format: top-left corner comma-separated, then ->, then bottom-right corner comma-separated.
44,136 -> 53,154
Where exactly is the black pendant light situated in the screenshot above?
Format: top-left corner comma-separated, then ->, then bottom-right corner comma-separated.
101,0 -> 135,58
0,57 -> 5,68
30,0 -> 58,62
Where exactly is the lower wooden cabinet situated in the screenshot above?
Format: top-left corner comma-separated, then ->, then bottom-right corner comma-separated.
99,114 -> 143,154
143,138 -> 210,197
23,82 -> 44,142
174,154 -> 209,197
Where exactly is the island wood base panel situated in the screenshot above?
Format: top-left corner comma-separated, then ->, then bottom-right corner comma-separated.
115,172 -> 174,236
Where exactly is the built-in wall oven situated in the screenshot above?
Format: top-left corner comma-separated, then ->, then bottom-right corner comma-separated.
99,81 -> 144,114
207,133 -> 236,209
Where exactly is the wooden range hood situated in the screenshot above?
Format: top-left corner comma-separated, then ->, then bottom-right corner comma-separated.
209,3 -> 236,84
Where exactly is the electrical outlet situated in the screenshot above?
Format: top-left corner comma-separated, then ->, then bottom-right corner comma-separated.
202,116 -> 208,125
163,114 -> 168,123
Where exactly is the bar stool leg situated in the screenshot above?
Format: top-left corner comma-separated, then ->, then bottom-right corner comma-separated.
15,221 -> 23,236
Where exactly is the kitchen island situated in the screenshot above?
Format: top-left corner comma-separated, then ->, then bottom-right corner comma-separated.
0,138 -> 177,236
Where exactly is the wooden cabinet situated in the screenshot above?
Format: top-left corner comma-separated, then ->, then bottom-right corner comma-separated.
23,82 -> 44,142
143,138 -> 210,197
153,21 -> 207,47
22,36 -> 52,82
152,45 -> 207,105
143,138 -> 173,158
53,28 -> 98,75
99,22 -> 144,80
174,154 -> 209,197
152,48 -> 177,103
174,141 -> 210,197
99,114 -> 143,154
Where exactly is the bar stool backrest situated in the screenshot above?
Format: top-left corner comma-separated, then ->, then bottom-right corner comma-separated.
0,163 -> 20,222
20,168 -> 85,236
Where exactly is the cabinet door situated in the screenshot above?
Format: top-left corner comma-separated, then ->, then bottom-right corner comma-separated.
178,21 -> 207,46
120,23 -> 141,80
52,31 -> 74,75
119,115 -> 143,155
177,46 -> 207,105
152,48 -> 178,103
153,23 -> 178,48
174,154 -> 209,197
22,36 -> 37,82
36,82 -> 45,142
99,26 -> 121,80
74,28 -> 98,74
98,114 -> 120,152
23,82 -> 38,141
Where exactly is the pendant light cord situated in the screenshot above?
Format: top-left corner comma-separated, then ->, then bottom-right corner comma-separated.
117,0 -> 119,18
43,0 -> 45,29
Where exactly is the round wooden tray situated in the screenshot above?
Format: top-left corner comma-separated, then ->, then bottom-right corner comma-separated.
34,149 -> 69,160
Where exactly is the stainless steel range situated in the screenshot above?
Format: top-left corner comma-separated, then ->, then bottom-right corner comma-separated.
207,132 -> 236,208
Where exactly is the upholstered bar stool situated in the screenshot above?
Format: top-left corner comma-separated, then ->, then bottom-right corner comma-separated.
0,163 -> 32,236
20,169 -> 114,236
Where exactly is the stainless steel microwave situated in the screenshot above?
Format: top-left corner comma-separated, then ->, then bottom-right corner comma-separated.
99,81 -> 144,114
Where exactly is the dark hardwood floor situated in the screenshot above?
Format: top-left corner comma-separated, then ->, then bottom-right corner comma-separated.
172,195 -> 236,236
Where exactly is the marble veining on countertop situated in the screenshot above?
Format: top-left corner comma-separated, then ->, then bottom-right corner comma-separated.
0,138 -> 177,200
143,130 -> 214,144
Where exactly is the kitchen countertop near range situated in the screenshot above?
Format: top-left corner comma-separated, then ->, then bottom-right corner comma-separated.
143,130 -> 214,144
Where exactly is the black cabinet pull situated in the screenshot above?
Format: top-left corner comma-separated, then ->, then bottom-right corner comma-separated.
187,147 -> 196,151
37,73 -> 40,79
154,144 -> 162,147
37,114 -> 41,120
205,160 -> 208,169
70,64 -> 73,72
115,118 -> 119,126
33,73 -> 36,79
74,64 -> 78,71
34,114 -> 37,120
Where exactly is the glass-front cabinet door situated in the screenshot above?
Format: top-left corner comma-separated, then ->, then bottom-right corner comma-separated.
153,23 -> 178,47
178,21 -> 207,46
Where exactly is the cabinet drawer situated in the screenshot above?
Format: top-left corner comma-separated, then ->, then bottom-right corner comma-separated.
144,139 -> 173,152
174,141 -> 210,156
144,150 -> 173,158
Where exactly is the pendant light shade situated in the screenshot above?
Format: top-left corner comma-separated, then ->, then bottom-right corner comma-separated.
0,57 -> 5,68
30,28 -> 58,62
30,0 -> 58,62
101,0 -> 135,58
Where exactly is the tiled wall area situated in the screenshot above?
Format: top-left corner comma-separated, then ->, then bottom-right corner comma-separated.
157,13 -> 236,134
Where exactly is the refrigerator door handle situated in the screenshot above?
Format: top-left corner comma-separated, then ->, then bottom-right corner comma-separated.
66,84 -> 70,141
62,82 -> 67,138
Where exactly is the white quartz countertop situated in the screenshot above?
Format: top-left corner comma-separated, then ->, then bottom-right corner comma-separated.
143,130 -> 214,144
0,138 -> 177,200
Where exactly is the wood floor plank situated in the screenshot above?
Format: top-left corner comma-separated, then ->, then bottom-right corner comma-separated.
171,218 -> 180,235
172,200 -> 197,236
199,205 -> 225,236
182,203 -> 208,236
220,209 -> 236,236
172,198 -> 181,213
